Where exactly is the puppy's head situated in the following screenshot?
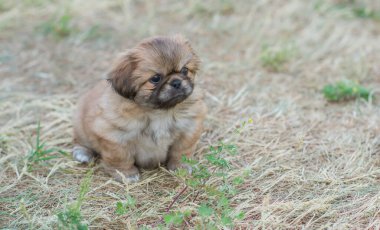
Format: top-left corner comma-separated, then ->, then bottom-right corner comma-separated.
108,35 -> 200,109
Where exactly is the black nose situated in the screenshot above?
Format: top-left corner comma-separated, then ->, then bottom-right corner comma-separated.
170,79 -> 182,89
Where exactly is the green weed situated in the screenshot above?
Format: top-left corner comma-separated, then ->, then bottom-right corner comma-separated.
164,210 -> 191,227
0,134 -> 8,155
191,0 -> 234,16
115,195 -> 136,215
19,199 -> 32,229
27,122 -> 67,171
260,44 -> 295,72
57,169 -> 93,230
322,80 -> 371,102
352,7 -> 380,20
317,0 -> 380,21
37,11 -> 76,39
162,119 -> 252,228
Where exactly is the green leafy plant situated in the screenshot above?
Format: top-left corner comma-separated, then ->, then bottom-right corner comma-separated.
57,169 -> 93,230
115,195 -> 136,215
38,11 -> 76,39
164,210 -> 191,227
321,1 -> 380,21
27,122 -> 67,171
352,7 -> 380,20
198,203 -> 213,218
260,44 -> 295,72
161,119 -> 252,228
322,80 -> 371,102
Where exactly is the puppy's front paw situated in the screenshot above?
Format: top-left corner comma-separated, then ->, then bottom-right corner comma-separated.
108,166 -> 140,183
167,162 -> 192,174
73,146 -> 94,163
124,173 -> 140,183
115,172 -> 140,183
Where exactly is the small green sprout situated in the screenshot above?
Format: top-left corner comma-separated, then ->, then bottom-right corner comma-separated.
221,213 -> 233,227
27,122 -> 67,171
323,80 -> 371,102
38,11 -> 76,39
326,1 -> 380,21
115,195 -> 136,215
352,7 -> 380,20
260,44 -> 295,72
57,169 -> 93,230
232,176 -> 244,185
198,203 -> 213,218
164,210 -> 191,227
235,211 -> 245,220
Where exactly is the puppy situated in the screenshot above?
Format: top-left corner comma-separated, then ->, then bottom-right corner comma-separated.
72,35 -> 206,182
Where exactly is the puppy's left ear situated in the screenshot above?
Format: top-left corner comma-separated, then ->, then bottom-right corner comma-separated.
172,34 -> 201,72
107,51 -> 138,99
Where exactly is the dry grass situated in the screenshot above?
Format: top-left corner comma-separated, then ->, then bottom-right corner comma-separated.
1,0 -> 380,229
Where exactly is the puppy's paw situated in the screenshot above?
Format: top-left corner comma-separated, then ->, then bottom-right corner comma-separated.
115,172 -> 141,183
124,173 -> 140,183
167,162 -> 192,174
72,146 -> 94,163
109,167 -> 140,183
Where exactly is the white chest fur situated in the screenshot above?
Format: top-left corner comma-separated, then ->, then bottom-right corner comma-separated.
134,111 -> 177,168
101,109 -> 193,168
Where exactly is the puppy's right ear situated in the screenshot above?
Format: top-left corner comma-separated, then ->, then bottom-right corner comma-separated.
107,51 -> 138,99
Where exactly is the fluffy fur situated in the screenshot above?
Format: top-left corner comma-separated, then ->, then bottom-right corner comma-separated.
72,35 -> 206,182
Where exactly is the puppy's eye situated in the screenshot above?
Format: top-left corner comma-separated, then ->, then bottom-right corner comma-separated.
149,74 -> 162,84
180,67 -> 188,76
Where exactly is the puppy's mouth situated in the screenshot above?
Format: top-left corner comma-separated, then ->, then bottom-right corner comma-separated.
156,89 -> 192,109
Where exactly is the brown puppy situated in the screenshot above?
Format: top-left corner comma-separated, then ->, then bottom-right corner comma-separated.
72,35 -> 206,182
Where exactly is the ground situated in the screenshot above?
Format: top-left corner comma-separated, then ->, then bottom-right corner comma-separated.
0,0 -> 380,229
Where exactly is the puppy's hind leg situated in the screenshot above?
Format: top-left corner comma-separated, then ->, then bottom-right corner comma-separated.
72,145 -> 96,163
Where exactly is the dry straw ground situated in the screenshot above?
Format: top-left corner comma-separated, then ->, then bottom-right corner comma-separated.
1,0 -> 380,229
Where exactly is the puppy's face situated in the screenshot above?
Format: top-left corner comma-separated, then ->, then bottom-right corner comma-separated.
108,36 -> 200,109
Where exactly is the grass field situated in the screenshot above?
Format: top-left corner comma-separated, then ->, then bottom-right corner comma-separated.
1,0 -> 380,229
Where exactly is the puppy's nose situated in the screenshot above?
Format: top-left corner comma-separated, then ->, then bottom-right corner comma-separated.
170,79 -> 182,89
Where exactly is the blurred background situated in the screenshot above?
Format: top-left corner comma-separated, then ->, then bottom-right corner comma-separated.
1,0 -> 379,96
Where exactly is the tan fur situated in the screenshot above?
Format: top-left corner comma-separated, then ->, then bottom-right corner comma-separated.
72,36 -> 206,182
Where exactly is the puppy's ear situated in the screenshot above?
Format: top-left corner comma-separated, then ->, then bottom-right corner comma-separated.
107,51 -> 138,99
172,34 -> 200,70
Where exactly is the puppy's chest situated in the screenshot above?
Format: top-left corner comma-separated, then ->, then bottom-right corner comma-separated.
102,110 -> 195,167
130,114 -> 184,167
140,115 -> 177,143
108,111 -> 193,148
121,113 -> 186,148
